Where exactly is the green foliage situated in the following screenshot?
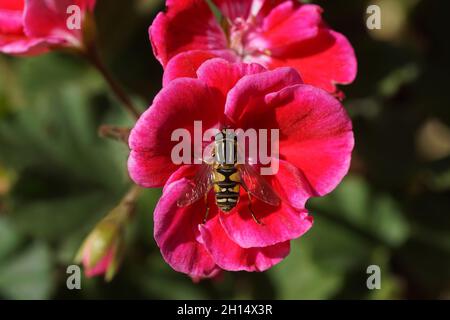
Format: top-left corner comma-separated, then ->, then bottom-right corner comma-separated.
0,242 -> 53,300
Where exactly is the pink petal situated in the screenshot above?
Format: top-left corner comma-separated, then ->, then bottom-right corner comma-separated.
0,35 -> 49,55
163,163 -> 314,251
162,50 -> 241,86
84,246 -> 114,278
196,58 -> 266,100
0,0 -> 79,55
0,0 -> 49,55
219,189 -> 313,248
149,0 -> 228,66
239,84 -> 353,197
163,50 -> 218,87
128,78 -> 224,188
23,0 -> 95,46
224,66 -> 302,123
154,177 -> 219,278
0,0 -> 24,10
261,2 -> 322,49
0,5 -> 24,34
268,29 -> 357,93
190,267 -> 223,283
269,160 -> 318,209
128,151 -> 178,189
200,214 -> 291,271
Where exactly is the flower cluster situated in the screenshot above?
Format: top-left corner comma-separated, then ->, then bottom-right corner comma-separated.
0,0 -> 357,280
128,0 -> 357,279
150,0 -> 357,95
129,57 -> 354,277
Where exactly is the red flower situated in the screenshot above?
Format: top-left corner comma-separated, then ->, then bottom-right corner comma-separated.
128,59 -> 354,277
150,0 -> 357,94
0,0 -> 96,55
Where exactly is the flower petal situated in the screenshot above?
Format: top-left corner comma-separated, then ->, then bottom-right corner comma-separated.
0,0 -> 50,55
261,2 -> 322,49
163,51 -> 243,87
190,267 -> 222,283
163,162 -> 314,250
219,190 -> 313,248
224,66 -> 302,123
23,0 -> 95,46
84,246 -> 114,278
163,164 -> 199,194
128,78 -> 224,188
163,50 -> 218,87
239,84 -> 353,197
149,0 -> 228,66
268,29 -> 357,93
154,177 -> 219,278
269,159 -> 317,209
128,151 -> 178,189
0,5 -> 24,34
0,0 -> 24,11
196,58 -> 266,100
200,214 -> 291,271
0,34 -> 49,55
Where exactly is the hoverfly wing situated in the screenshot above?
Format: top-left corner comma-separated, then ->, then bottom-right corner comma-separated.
177,164 -> 214,207
238,164 -> 281,207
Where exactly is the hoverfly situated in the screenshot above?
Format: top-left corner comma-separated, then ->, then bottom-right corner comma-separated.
177,129 -> 280,224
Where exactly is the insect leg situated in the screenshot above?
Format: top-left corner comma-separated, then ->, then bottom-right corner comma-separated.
241,183 -> 263,225
203,193 -> 210,224
247,192 -> 263,225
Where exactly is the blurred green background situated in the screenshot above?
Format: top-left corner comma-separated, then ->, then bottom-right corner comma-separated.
1,0 -> 450,299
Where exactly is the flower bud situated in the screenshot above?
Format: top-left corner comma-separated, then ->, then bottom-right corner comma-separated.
75,217 -> 124,281
75,186 -> 140,281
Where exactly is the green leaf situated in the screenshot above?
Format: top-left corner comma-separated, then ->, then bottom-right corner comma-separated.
305,216 -> 372,273
371,195 -> 409,246
269,239 -> 343,299
310,175 -> 410,248
12,192 -> 114,241
132,255 -> 207,299
0,217 -> 21,261
0,242 -> 54,299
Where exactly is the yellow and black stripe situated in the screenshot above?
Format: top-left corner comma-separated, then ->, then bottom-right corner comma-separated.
213,165 -> 240,212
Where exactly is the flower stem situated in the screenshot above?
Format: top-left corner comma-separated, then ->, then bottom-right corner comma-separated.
98,124 -> 131,144
84,45 -> 141,120
120,185 -> 142,220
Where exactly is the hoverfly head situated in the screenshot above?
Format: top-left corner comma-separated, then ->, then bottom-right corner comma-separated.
215,129 -> 237,165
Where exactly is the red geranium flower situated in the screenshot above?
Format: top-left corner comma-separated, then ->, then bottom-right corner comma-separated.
0,0 -> 95,55
150,0 -> 357,95
128,59 -> 354,278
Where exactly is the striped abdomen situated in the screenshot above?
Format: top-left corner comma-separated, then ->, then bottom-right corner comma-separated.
213,165 -> 240,212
